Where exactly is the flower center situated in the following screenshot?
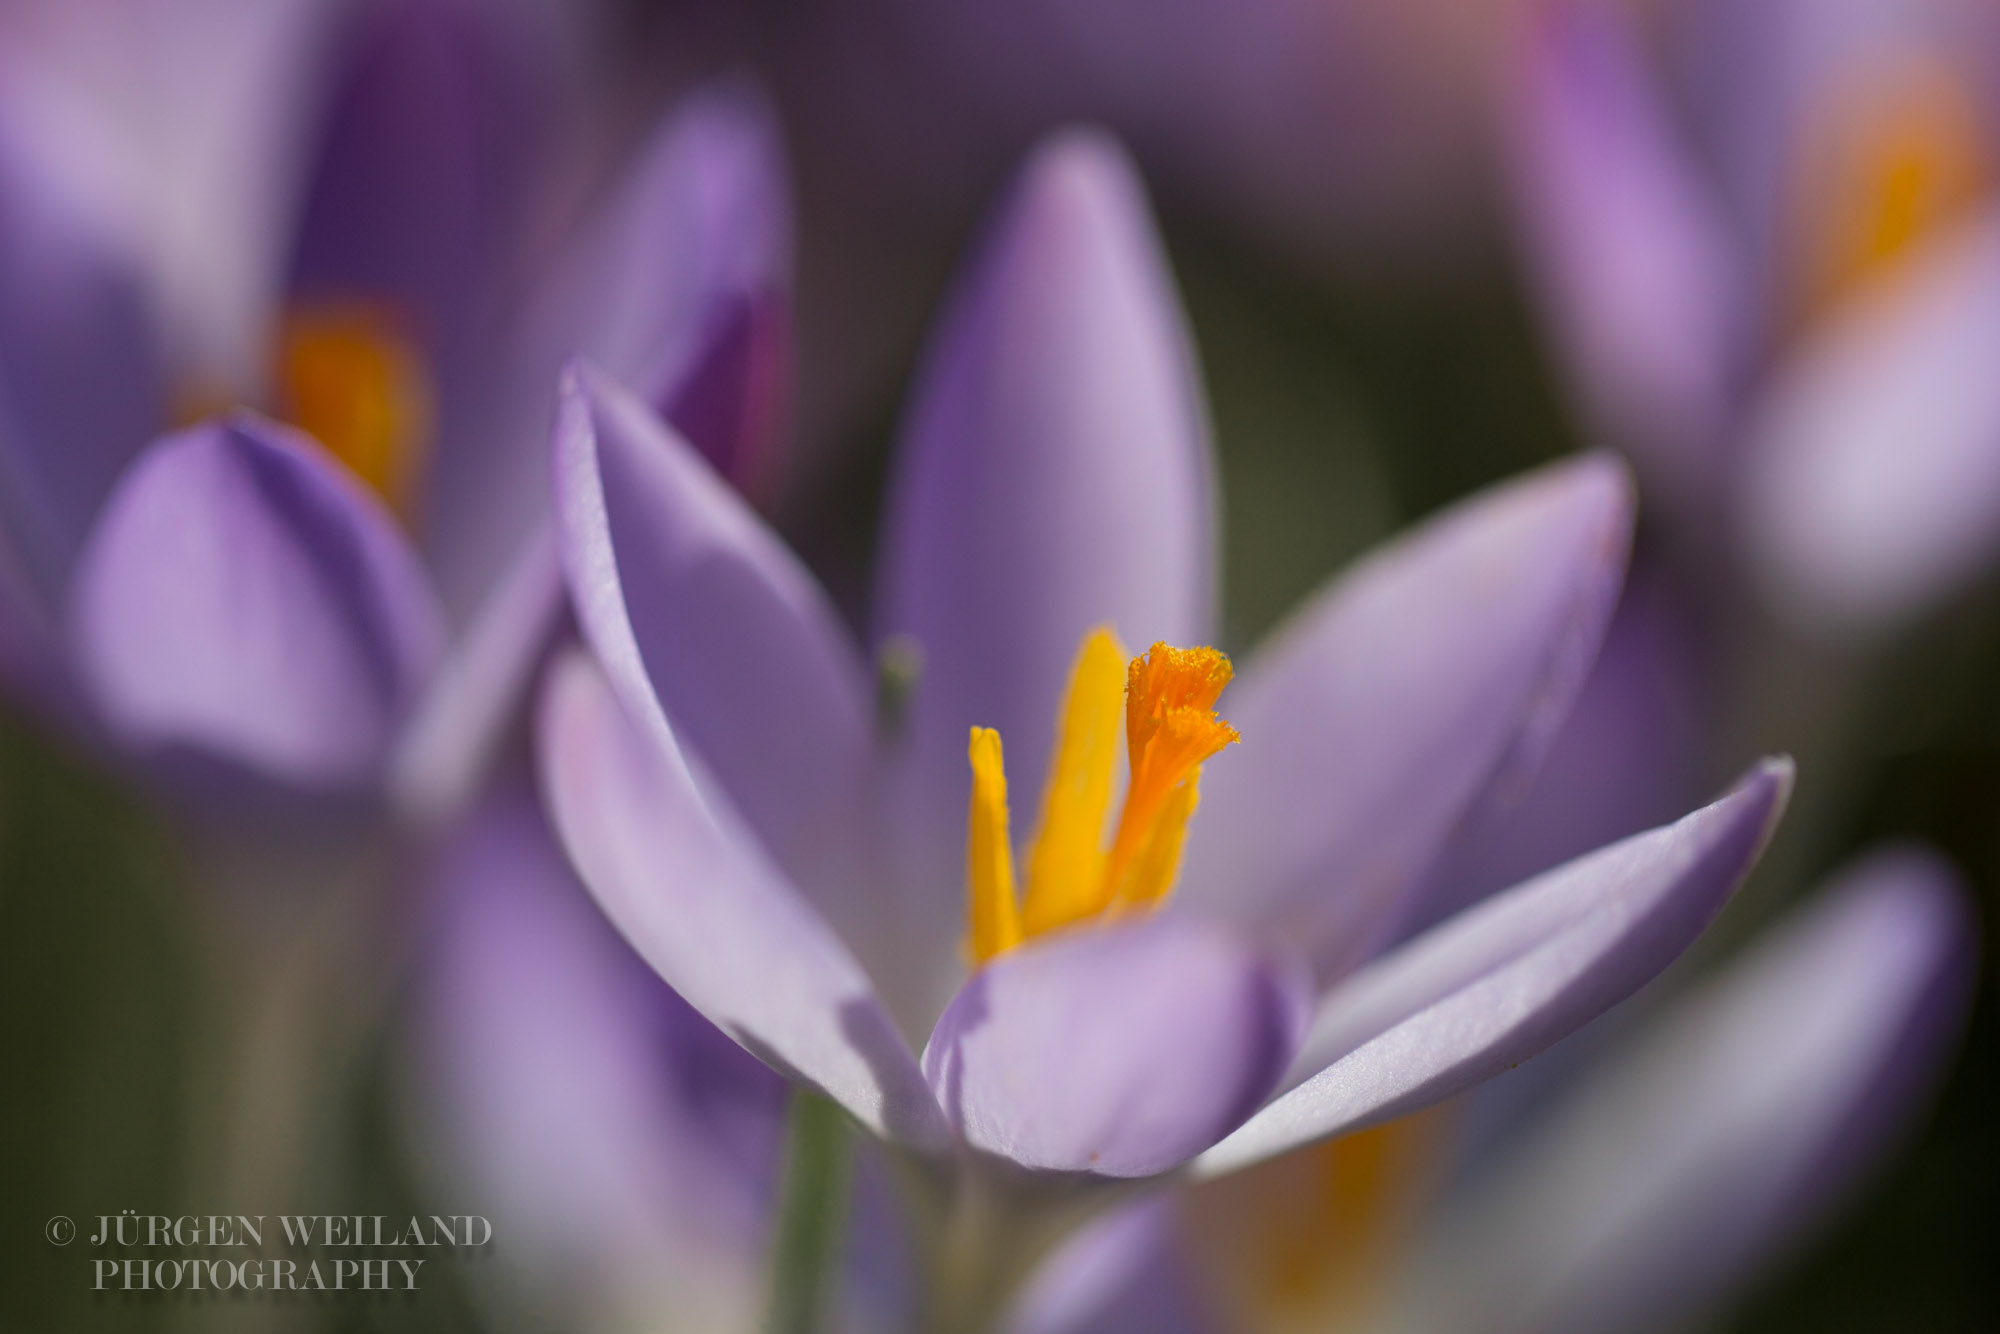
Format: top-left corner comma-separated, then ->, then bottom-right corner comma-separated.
275,300 -> 434,517
964,629 -> 1240,964
1795,53 -> 1990,320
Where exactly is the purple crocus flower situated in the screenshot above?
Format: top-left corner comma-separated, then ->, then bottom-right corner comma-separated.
535,128 -> 1794,1328
1506,0 -> 2000,637
0,0 -> 791,824
1008,845 -> 1974,1334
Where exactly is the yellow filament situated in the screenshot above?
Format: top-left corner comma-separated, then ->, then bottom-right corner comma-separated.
965,727 -> 1023,963
963,633 -> 1238,965
1113,771 -> 1202,910
277,301 -> 434,517
1022,627 -> 1127,934
1800,57 -> 1989,317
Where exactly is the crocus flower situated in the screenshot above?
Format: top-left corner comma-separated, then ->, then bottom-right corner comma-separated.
0,0 -> 791,824
535,128 -> 1794,1329
1007,845 -> 1974,1334
1506,0 -> 2000,637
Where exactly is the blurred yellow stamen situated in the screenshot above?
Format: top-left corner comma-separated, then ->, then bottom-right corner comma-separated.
966,727 -> 1023,962
1186,1113 -> 1444,1329
1799,56 -> 1990,317
276,301 -> 433,517
964,631 -> 1238,964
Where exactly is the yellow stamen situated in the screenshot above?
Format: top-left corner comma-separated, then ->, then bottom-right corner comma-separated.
1798,56 -> 1990,318
963,633 -> 1238,965
276,301 -> 433,517
1022,627 -> 1127,934
965,727 -> 1023,964
1113,770 -> 1202,911
1104,643 -> 1238,901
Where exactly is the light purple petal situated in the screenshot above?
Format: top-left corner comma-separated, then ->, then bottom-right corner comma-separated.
536,646 -> 947,1150
873,130 -> 1215,972
68,413 -> 445,789
1193,760 -> 1793,1177
404,784 -> 779,1331
1181,455 -> 1633,981
388,524 -> 567,828
0,119 -> 164,599
921,917 -> 1306,1178
1395,846 -> 1975,1334
1503,1 -> 1744,510
426,78 -> 792,618
1416,573 -> 1712,933
549,365 -> 876,901
1741,212 -> 2000,637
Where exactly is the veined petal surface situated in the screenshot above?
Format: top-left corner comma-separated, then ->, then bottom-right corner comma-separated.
550,366 -> 875,906
1193,760 -> 1791,1177
922,916 -> 1305,1178
1182,456 -> 1632,981
536,648 -> 946,1151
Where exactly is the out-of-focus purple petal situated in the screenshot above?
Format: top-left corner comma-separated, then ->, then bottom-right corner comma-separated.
286,0 -> 534,359
562,81 -> 790,475
1192,760 -> 1792,1178
550,366 -> 875,896
1503,1 -> 1743,511
405,784 -> 780,1332
921,917 -> 1305,1178
1182,456 -> 1633,982
0,0 -> 327,391
1003,1197 -> 1218,1334
1416,573 -> 1712,933
874,130 -> 1214,996
388,525 -> 566,828
1394,846 -> 1975,1334
1741,213 -> 2000,637
536,647 -> 948,1151
0,120 -> 164,599
68,414 -> 445,789
427,80 -> 793,618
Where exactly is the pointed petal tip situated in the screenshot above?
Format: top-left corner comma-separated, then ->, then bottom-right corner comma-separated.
1191,758 -> 1795,1178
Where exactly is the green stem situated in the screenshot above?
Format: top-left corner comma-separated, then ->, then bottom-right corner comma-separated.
764,1090 -> 853,1334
